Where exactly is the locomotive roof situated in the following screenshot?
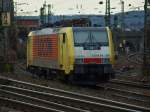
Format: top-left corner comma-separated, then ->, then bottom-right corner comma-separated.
73,27 -> 106,31
28,27 -> 108,37
28,28 -> 57,36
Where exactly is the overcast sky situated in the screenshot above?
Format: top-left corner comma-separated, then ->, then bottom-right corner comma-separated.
14,0 -> 144,16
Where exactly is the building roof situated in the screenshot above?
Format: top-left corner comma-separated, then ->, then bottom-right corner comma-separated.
15,16 -> 40,20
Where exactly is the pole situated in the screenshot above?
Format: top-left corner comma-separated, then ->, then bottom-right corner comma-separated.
142,0 -> 150,81
43,1 -> 47,24
4,27 -> 8,62
48,4 -> 53,24
105,0 -> 111,27
0,0 -> 3,26
0,0 -> 15,72
120,0 -> 125,53
48,4 -> 50,23
121,0 -> 125,30
40,7 -> 43,25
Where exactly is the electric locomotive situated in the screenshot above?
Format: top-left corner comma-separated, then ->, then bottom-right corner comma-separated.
27,27 -> 115,85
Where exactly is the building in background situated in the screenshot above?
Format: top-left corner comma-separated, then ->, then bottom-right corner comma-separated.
38,10 -> 146,31
15,16 -> 40,29
14,10 -> 148,31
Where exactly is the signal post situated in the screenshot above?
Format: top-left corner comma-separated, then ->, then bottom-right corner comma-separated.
0,0 -> 16,72
142,0 -> 150,81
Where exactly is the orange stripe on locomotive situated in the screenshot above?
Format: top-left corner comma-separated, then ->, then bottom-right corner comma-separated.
32,34 -> 58,60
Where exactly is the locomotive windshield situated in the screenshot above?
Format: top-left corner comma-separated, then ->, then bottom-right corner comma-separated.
73,28 -> 108,50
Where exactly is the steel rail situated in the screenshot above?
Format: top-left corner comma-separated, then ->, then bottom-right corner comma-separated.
0,86 -> 139,112
110,79 -> 150,89
0,77 -> 149,112
97,84 -> 150,103
0,89 -> 88,112
105,80 -> 150,102
112,93 -> 149,103
0,97 -> 61,112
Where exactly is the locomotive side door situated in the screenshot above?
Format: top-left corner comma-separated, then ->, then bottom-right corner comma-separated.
59,33 -> 67,71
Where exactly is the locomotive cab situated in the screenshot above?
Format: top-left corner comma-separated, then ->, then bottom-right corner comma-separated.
70,27 -> 115,84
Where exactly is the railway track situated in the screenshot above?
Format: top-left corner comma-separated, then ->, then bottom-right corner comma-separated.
127,52 -> 150,66
0,77 -> 150,112
0,97 -> 60,112
0,88 -> 87,112
97,79 -> 150,108
110,79 -> 150,89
